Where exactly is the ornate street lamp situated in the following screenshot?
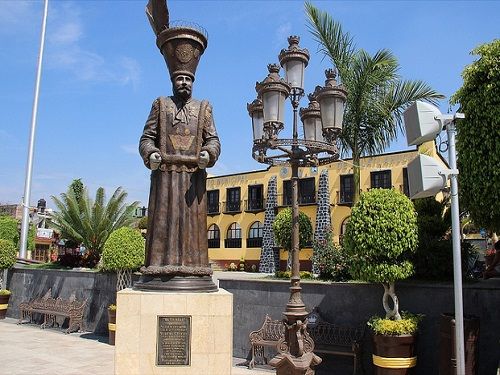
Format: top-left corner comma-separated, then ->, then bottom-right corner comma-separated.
248,36 -> 347,375
314,68 -> 347,143
247,98 -> 264,143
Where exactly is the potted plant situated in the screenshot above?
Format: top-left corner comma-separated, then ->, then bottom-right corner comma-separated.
0,238 -> 17,319
343,189 -> 419,374
101,227 -> 145,345
107,304 -> 117,345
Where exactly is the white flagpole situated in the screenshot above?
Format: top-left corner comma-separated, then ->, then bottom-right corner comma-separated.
19,0 -> 49,259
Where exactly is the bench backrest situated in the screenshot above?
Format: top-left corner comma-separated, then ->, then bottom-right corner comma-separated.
250,315 -> 285,342
307,308 -> 365,347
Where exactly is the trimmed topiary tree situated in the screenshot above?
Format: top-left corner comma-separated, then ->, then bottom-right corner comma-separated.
273,207 -> 313,270
343,189 -> 418,320
101,227 -> 145,291
0,239 -> 17,290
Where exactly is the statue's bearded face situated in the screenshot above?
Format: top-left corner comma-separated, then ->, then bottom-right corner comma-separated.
173,74 -> 193,100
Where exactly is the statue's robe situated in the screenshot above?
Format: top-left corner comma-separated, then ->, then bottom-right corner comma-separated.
139,96 -> 220,276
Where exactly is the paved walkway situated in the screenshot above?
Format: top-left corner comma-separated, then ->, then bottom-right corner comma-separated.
0,318 -> 273,375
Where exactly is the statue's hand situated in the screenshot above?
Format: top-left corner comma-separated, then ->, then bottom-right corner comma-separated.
149,152 -> 162,170
198,150 -> 210,169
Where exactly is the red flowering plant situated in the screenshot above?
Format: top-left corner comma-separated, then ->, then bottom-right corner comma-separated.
485,248 -> 496,256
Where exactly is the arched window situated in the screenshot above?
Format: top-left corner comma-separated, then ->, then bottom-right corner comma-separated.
225,223 -> 242,248
339,216 -> 350,245
207,224 -> 220,248
247,221 -> 263,248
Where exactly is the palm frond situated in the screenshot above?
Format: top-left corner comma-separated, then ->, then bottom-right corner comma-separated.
305,2 -> 354,80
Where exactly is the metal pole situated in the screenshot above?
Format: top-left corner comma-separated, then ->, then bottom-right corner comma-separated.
19,0 -> 49,258
287,96 -> 305,321
447,121 -> 465,374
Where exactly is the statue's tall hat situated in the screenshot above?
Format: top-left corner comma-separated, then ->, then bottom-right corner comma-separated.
146,0 -> 207,81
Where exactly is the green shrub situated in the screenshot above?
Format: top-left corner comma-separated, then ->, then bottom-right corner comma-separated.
108,304 -> 117,311
368,312 -> 423,336
275,270 -> 314,280
311,231 -> 350,281
0,239 -> 16,269
273,208 -> 313,251
0,289 -> 11,296
411,198 -> 474,280
137,216 -> 148,230
101,227 -> 145,271
0,216 -> 18,245
344,189 -> 418,283
0,216 -> 35,251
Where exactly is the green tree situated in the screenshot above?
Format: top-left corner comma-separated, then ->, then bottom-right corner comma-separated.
0,239 -> 16,270
306,3 -> 444,204
273,208 -> 313,270
101,227 -> 145,272
101,227 -> 145,291
0,216 -> 19,245
343,189 -> 418,320
0,239 -> 16,290
0,216 -> 35,251
50,184 -> 139,256
451,39 -> 500,233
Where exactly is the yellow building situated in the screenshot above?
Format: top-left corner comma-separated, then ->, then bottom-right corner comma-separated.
206,141 -> 446,271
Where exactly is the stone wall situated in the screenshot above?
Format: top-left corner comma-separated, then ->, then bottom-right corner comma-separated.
220,278 -> 500,375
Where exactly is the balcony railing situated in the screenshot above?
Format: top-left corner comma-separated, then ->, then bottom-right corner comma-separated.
207,202 -> 220,215
336,190 -> 353,205
225,238 -> 242,248
208,238 -> 220,248
224,200 -> 241,213
245,199 -> 265,212
246,237 -> 263,248
279,194 -> 316,206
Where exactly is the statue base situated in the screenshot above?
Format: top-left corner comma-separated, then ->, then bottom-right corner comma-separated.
134,274 -> 218,293
115,288 -> 233,375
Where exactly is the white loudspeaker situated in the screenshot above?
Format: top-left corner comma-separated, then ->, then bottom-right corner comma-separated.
404,101 -> 442,146
407,154 -> 449,199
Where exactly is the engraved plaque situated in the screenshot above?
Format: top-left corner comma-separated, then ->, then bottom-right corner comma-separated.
156,315 -> 191,366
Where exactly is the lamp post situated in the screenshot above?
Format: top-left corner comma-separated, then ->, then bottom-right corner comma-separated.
248,36 -> 347,375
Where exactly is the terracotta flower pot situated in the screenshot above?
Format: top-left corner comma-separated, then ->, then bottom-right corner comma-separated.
0,294 -> 10,319
108,309 -> 116,345
372,334 -> 417,375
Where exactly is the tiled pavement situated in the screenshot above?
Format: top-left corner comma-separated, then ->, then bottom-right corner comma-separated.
0,317 -> 273,375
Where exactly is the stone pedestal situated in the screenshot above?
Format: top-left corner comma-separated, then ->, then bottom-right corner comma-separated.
115,288 -> 233,375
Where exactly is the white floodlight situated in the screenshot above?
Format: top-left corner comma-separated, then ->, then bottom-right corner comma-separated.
407,154 -> 449,199
404,101 -> 442,146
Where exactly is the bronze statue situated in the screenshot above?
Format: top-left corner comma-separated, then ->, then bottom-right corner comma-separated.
135,0 -> 220,292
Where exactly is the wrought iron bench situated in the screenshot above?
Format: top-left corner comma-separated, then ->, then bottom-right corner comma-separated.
17,291 -> 86,333
247,314 -> 285,369
247,308 -> 365,374
308,307 -> 365,375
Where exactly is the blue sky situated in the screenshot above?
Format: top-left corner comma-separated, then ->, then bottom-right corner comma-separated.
0,0 -> 498,208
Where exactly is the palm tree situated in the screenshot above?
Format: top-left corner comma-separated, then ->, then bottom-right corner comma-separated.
51,185 -> 139,255
306,3 -> 445,203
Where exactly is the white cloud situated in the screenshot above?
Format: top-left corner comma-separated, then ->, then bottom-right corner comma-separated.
49,21 -> 82,45
121,144 -> 139,155
275,22 -> 292,47
0,2 -> 37,33
45,2 -> 141,87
